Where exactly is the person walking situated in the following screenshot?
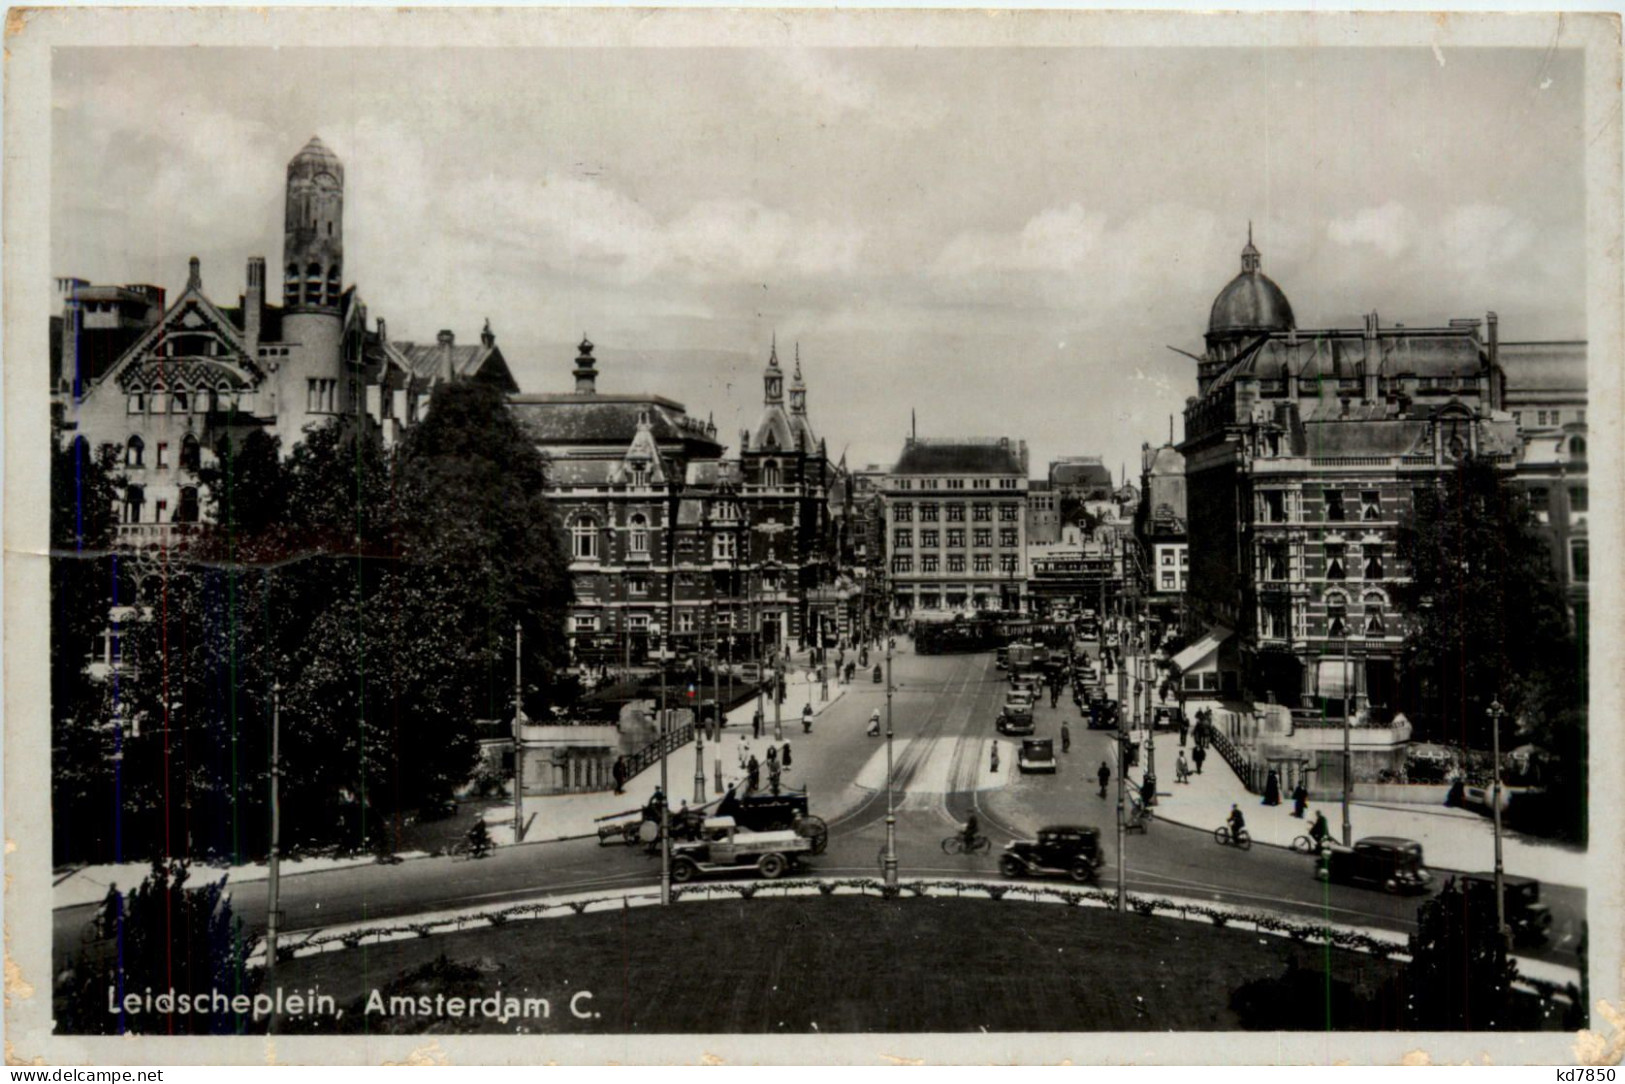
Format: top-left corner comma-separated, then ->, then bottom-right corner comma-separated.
1061,720 -> 1072,754
746,754 -> 761,793
1175,750 -> 1191,784
1291,779 -> 1309,819
802,702 -> 814,734
612,755 -> 628,795
752,707 -> 763,741
781,742 -> 792,770
1192,744 -> 1206,775
1263,768 -> 1281,807
765,744 -> 778,772
1178,715 -> 1189,748
990,741 -> 1001,774
1097,760 -> 1112,799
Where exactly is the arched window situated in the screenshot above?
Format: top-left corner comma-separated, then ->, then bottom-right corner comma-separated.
125,435 -> 144,468
285,263 -> 299,300
180,434 -> 201,472
571,516 -> 599,560
628,514 -> 649,555
305,262 -> 323,304
122,484 -> 145,524
324,265 -> 341,307
175,486 -> 200,524
762,460 -> 781,487
1324,590 -> 1349,639
1362,591 -> 1387,637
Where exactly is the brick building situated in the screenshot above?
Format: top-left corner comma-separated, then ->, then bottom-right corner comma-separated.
1179,230 -> 1518,719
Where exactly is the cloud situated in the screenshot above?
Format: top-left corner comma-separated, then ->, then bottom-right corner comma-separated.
1327,202 -> 1413,259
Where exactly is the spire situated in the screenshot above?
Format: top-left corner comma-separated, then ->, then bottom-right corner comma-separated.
1241,222 -> 1261,274
480,318 -> 494,349
763,336 -> 784,404
573,334 -> 598,395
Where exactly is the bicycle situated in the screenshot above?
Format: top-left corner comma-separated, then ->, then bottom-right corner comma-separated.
1213,825 -> 1252,850
1291,834 -> 1325,855
942,833 -> 992,856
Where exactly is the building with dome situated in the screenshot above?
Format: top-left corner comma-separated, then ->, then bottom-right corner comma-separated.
1177,230 -> 1518,732
55,137 -> 516,549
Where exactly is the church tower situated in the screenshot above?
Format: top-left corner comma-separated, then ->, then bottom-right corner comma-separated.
278,137 -> 347,444
789,343 -> 816,451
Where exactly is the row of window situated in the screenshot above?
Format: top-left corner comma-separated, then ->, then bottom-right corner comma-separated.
1258,592 -> 1390,640
573,610 -> 743,634
893,503 -> 1020,523
123,435 -> 201,472
571,515 -> 756,562
893,478 -> 1020,491
284,262 -> 342,308
1527,486 -> 1589,514
119,484 -> 200,525
1260,489 -> 1385,524
127,390 -> 231,415
1260,542 -> 1385,582
1513,409 -> 1586,427
893,528 -> 1020,548
892,554 -> 1019,574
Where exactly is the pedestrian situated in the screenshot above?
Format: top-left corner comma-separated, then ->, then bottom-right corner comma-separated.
990,741 -> 1000,774
738,737 -> 750,770
1140,774 -> 1155,809
867,708 -> 881,736
747,754 -> 761,792
1175,751 -> 1190,783
1097,760 -> 1111,799
846,660 -> 856,684
1061,721 -> 1072,754
1263,768 -> 1281,807
802,702 -> 814,734
752,707 -> 763,741
766,744 -> 778,770
612,755 -> 627,795
768,763 -> 782,795
1192,744 -> 1206,775
1291,780 -> 1309,819
1179,715 -> 1189,747
781,742 -> 792,770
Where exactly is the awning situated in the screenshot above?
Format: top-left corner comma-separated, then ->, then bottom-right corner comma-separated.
1169,627 -> 1233,674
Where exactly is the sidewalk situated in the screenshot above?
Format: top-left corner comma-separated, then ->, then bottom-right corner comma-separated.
53,849 -> 430,911
490,671 -> 849,845
1110,705 -> 1588,889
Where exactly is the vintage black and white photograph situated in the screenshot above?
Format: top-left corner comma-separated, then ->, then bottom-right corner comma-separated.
5,7 -> 1621,1065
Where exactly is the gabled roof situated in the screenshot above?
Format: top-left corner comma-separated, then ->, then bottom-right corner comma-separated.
1499,341 -> 1587,394
511,395 -> 725,455
96,279 -> 265,398
753,404 -> 795,452
893,438 -> 1023,476
390,339 -> 519,393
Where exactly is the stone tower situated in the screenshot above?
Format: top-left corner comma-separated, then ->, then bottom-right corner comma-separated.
278,136 -> 347,444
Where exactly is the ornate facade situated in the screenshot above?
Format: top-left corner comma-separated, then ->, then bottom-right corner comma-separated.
1180,231 -> 1518,716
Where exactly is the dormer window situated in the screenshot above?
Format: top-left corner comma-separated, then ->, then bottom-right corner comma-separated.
629,514 -> 649,554
762,461 -> 781,487
630,462 -> 648,488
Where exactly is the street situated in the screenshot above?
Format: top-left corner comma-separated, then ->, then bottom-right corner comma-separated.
52,642 -> 1585,971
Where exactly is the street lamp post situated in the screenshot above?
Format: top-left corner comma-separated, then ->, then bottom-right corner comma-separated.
1141,596 -> 1156,805
1487,697 -> 1508,945
512,621 -> 524,843
265,682 -> 283,1030
883,634 -> 898,888
655,620 -> 671,905
1341,634 -> 1353,847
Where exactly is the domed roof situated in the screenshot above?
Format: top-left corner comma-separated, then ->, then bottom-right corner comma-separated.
1208,228 -> 1293,336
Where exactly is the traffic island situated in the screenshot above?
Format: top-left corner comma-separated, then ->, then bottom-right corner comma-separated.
271,896 -> 1428,1034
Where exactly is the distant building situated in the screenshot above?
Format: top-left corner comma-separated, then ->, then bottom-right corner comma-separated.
1137,440 -> 1189,610
883,436 -> 1029,615
1026,480 -> 1060,544
1502,341 -> 1588,643
1179,230 -> 1518,721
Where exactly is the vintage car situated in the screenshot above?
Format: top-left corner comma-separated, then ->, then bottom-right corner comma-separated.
1459,872 -> 1553,946
1018,738 -> 1057,774
669,817 -> 812,882
998,694 -> 1036,735
1315,836 -> 1432,894
714,785 -> 829,854
999,825 -> 1103,883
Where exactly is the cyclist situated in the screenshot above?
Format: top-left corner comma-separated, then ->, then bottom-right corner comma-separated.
961,812 -> 981,850
1226,803 -> 1246,844
1308,810 -> 1331,849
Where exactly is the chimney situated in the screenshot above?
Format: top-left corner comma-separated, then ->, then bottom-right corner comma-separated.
187,256 -> 202,291
437,329 -> 455,383
1362,310 -> 1380,404
244,257 -> 265,353
573,335 -> 598,394
480,318 -> 495,350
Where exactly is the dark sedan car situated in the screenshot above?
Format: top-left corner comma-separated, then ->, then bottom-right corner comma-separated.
1315,836 -> 1432,894
999,825 -> 1103,883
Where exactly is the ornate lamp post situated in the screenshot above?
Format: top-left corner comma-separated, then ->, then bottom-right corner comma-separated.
1341,633 -> 1353,847
1140,596 -> 1156,805
1487,696 -> 1508,944
654,619 -> 671,905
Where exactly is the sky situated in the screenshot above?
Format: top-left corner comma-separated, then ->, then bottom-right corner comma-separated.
53,45 -> 1587,477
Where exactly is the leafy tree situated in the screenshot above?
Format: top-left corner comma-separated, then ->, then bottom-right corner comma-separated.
50,433 -> 127,864
1402,876 -> 1518,1030
56,860 -> 259,1034
1394,457 -> 1580,748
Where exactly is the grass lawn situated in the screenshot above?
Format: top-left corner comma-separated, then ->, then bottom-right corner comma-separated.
276,897 -> 1402,1034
